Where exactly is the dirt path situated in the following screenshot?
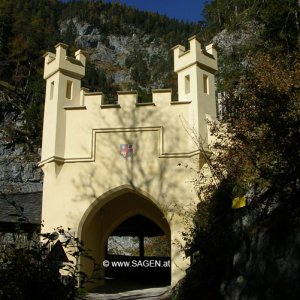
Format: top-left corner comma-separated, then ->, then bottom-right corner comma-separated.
85,286 -> 171,300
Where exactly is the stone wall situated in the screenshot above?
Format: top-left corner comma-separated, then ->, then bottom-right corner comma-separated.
221,206 -> 300,300
0,90 -> 43,194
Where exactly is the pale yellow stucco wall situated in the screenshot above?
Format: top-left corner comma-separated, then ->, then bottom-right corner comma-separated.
40,36 -> 218,288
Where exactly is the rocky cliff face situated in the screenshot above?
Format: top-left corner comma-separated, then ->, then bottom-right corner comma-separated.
0,90 -> 43,193
221,206 -> 300,299
0,143 -> 42,194
61,19 -> 171,90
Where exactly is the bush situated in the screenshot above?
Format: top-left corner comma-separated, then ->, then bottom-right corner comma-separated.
0,196 -> 94,299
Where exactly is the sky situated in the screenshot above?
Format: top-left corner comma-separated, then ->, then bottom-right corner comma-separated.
104,0 -> 209,22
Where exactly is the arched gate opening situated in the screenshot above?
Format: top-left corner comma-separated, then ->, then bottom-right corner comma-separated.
78,187 -> 171,290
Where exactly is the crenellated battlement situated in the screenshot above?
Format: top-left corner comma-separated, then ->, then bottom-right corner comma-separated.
172,35 -> 217,73
40,36 -> 217,166
43,43 -> 86,80
64,88 -> 192,111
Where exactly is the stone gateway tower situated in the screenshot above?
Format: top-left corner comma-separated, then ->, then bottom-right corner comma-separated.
40,36 -> 217,289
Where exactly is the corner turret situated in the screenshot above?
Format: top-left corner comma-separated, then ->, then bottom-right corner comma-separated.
41,44 -> 86,163
173,35 -> 218,147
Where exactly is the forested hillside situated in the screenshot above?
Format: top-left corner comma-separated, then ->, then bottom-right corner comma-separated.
175,0 -> 300,299
0,0 -> 199,193
0,0 -> 199,140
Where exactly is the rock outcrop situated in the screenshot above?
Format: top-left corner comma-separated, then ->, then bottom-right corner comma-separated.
221,206 -> 300,300
0,90 -> 43,194
62,19 -> 170,90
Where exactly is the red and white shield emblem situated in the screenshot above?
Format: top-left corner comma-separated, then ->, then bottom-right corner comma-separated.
120,144 -> 133,159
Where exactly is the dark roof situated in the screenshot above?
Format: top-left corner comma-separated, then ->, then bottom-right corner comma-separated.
111,215 -> 164,237
0,192 -> 42,225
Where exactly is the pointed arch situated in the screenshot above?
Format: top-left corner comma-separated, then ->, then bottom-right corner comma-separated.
77,184 -> 170,239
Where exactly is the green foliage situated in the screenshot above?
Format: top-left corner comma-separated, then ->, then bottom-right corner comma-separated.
177,0 -> 300,298
0,0 -> 60,144
174,181 -> 238,300
0,195 -> 95,299
84,62 -> 109,91
83,62 -> 120,104
204,0 -> 299,52
0,1 -> 13,81
144,236 -> 170,257
0,243 -> 75,300
22,99 -> 44,142
136,89 -> 152,103
61,21 -> 77,46
201,0 -> 300,216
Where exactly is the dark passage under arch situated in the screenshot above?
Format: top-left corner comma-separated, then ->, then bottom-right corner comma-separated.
105,214 -> 171,285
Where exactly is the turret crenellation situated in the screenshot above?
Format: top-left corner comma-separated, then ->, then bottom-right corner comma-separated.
43,43 -> 86,80
40,37 -> 218,165
75,49 -> 87,67
173,35 -> 218,73
205,44 -> 218,61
